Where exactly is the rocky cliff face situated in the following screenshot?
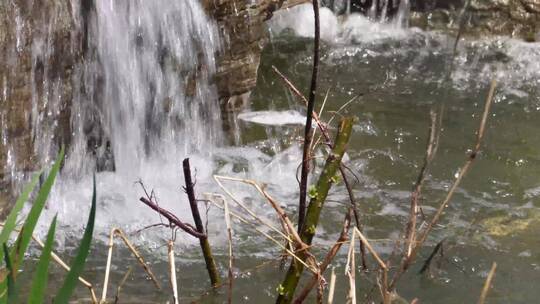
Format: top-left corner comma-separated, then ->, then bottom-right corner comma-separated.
205,0 -> 304,133
0,0 -> 80,212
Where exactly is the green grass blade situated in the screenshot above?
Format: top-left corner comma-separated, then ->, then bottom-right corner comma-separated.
53,176 -> 96,304
0,171 -> 42,263
3,244 -> 17,303
12,146 -> 64,268
28,215 -> 57,304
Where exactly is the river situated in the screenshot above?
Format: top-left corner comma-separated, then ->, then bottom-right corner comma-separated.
14,3 -> 540,303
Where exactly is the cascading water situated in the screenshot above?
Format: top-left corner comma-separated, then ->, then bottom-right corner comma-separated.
67,0 -> 221,177
4,0 -> 540,302
26,0 -> 226,241
269,0 -> 411,44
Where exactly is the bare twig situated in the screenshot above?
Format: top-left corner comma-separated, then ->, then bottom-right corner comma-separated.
223,196 -> 234,304
390,79 -> 497,290
345,230 -> 356,304
139,197 -> 205,239
101,228 -> 160,302
168,241 -> 179,304
204,193 -> 318,273
353,227 -> 391,303
113,266 -> 133,304
298,0 -> 321,232
214,176 -> 305,249
327,267 -> 337,304
340,166 -> 368,269
213,176 -> 293,242
418,238 -> 446,274
405,110 -> 441,258
353,228 -> 387,271
183,158 -> 220,287
478,262 -> 497,304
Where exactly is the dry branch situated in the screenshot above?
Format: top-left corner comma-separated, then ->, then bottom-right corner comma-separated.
223,195 -> 234,304
390,79 -> 497,290
183,158 -> 220,287
327,267 -> 337,304
405,110 -> 441,258
101,228 -> 160,303
478,262 -> 497,304
138,197 -> 205,239
214,176 -> 305,249
168,241 -> 179,304
297,0 -> 321,232
113,266 -> 132,304
345,230 -> 356,304
204,193 -> 317,273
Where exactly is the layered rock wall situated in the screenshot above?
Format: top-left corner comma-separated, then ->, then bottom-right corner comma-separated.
0,0 -> 80,212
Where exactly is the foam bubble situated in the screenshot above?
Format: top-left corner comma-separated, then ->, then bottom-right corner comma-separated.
237,110 -> 306,126
268,4 -> 339,42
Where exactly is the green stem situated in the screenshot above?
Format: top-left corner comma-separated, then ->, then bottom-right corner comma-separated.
276,117 -> 354,304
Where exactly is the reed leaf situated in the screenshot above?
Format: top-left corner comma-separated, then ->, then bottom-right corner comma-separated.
53,175 -> 96,304
0,171 -> 42,263
28,216 -> 57,304
12,147 -> 64,268
2,244 -> 17,303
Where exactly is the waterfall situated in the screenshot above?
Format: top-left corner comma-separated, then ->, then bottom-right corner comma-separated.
1,0 -> 224,233
67,0 -> 222,178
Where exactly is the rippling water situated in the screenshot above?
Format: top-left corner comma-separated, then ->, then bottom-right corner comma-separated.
19,5 -> 540,303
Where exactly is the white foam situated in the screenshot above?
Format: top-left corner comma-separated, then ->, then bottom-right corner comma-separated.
237,110 -> 306,126
268,4 -> 339,42
32,142 -> 306,252
269,4 -> 412,44
269,4 -> 540,96
451,38 -> 540,94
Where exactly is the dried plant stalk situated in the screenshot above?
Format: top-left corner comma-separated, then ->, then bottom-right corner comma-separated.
183,158 -> 220,287
390,79 -> 497,290
214,176 -> 305,250
293,209 -> 352,303
113,266 -> 133,304
405,110 -> 440,258
327,267 -> 337,304
204,193 -> 317,273
345,231 -> 356,304
478,262 -> 497,304
168,241 -> 179,304
101,228 -> 160,302
297,0 -> 321,232
223,196 -> 234,304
